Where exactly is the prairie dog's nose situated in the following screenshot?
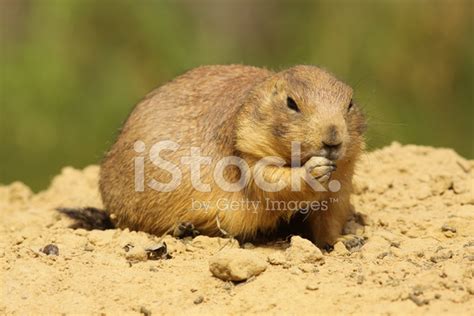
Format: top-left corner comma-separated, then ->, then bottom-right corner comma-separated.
322,125 -> 342,147
322,125 -> 343,159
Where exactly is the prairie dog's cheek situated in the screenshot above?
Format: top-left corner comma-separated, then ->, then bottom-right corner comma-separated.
272,125 -> 288,138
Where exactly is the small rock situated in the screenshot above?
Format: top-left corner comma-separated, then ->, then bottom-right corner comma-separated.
430,249 -> 453,263
83,243 -> 94,252
125,247 -> 148,262
306,283 -> 319,291
193,296 -> 204,304
146,242 -> 171,260
416,251 -> 425,258
453,179 -> 469,194
357,275 -> 365,284
332,241 -> 349,256
441,224 -> 457,233
139,306 -> 151,316
123,243 -> 134,252
465,255 -> 474,262
267,252 -> 286,265
40,244 -> 59,256
443,231 -> 456,238
285,236 -> 324,264
298,263 -> 315,273
413,285 -> 423,296
222,282 -> 233,291
377,252 -> 390,260
209,248 -> 267,282
289,266 -> 302,275
467,283 -> 474,295
190,288 -> 198,293
416,185 -> 432,200
408,293 -> 429,306
464,241 -> 474,248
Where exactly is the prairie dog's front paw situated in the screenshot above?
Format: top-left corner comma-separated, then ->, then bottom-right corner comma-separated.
304,156 -> 336,183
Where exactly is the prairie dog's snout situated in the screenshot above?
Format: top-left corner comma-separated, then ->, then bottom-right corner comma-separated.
321,124 -> 344,160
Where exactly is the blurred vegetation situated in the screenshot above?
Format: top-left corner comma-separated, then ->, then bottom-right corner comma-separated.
0,0 -> 473,191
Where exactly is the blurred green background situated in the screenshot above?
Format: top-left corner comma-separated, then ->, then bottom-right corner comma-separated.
1,0 -> 473,191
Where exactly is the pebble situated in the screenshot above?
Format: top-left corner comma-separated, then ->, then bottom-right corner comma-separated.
408,293 -> 429,306
289,266 -> 302,275
222,282 -> 234,291
332,241 -> 349,256
441,224 -> 457,233
430,249 -> 453,263
298,263 -> 315,273
40,244 -> 59,256
139,306 -> 151,316
267,252 -> 286,265
306,284 -> 319,291
463,241 -> 474,248
193,296 -> 204,304
83,243 -> 94,252
209,248 -> 267,282
416,185 -> 432,200
377,252 -> 390,260
146,242 -> 171,260
453,178 -> 469,194
465,255 -> 474,262
125,247 -> 148,262
285,236 -> 324,264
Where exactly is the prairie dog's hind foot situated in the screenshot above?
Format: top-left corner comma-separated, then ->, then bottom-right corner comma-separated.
172,222 -> 200,238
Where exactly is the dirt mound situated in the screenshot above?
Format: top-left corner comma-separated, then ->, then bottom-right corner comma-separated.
1,143 -> 473,315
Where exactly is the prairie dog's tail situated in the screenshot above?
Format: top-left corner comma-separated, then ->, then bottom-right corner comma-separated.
57,207 -> 115,230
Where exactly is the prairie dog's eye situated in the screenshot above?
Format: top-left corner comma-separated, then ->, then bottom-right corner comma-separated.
347,99 -> 354,112
287,97 -> 300,112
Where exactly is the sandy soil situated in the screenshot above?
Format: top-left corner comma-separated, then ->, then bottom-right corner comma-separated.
1,142 -> 473,315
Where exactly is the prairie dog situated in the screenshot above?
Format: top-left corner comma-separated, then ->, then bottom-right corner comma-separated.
99,65 -> 366,247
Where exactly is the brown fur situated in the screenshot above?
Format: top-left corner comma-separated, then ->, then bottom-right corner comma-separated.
99,65 -> 366,247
